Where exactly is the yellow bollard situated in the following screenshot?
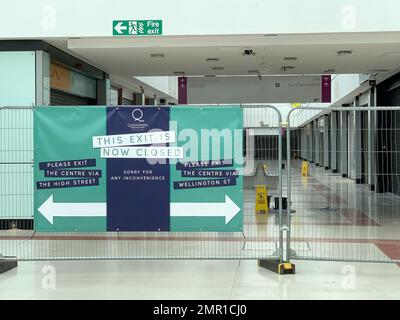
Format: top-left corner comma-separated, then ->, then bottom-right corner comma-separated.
255,184 -> 269,214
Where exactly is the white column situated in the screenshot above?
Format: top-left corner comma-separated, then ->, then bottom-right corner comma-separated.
354,97 -> 363,182
330,111 -> 338,172
340,107 -> 348,177
323,114 -> 330,169
368,87 -> 377,190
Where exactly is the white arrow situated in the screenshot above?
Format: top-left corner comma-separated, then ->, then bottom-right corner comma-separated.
170,195 -> 240,224
114,22 -> 127,34
39,194 -> 240,225
38,195 -> 106,224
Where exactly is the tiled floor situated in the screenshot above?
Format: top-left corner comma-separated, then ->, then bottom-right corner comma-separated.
2,159 -> 400,262
1,159 -> 400,299
0,259 -> 399,299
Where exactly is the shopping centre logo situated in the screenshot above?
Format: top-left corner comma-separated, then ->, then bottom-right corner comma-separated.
128,108 -> 148,129
132,109 -> 144,122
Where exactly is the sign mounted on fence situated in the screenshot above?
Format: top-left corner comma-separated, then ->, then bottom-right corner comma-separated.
113,20 -> 163,36
34,106 -> 243,232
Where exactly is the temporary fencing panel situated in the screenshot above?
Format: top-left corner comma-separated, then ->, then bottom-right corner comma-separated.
287,106 -> 400,263
0,105 -> 284,261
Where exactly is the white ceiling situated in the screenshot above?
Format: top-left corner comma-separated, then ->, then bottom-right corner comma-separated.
52,32 -> 400,77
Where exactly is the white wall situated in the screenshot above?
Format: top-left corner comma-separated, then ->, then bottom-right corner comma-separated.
0,51 -> 36,106
135,76 -> 178,100
1,0 -> 400,37
331,74 -> 361,102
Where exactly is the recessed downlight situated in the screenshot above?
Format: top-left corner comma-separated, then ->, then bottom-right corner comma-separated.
206,58 -> 219,62
281,66 -> 295,72
284,57 -> 297,61
150,53 -> 165,58
211,67 -> 224,71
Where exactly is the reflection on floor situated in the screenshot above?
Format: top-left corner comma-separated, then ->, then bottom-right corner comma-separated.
0,259 -> 399,300
1,159 -> 400,263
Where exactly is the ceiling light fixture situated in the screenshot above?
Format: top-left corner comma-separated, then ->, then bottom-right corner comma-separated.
173,71 -> 185,76
281,66 -> 295,72
284,57 -> 297,61
150,53 -> 165,58
323,69 -> 336,73
206,58 -> 219,62
211,67 -> 224,71
337,50 -> 352,56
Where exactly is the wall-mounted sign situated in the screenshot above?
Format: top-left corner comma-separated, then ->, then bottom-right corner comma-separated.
321,75 -> 332,103
113,20 -> 163,36
50,63 -> 71,92
182,75 -> 331,104
50,63 -> 96,99
34,106 -> 243,232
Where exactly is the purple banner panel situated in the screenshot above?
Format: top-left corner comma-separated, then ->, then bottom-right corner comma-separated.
36,178 -> 99,190
39,158 -> 96,170
176,159 -> 233,170
44,169 -> 102,178
321,75 -> 331,103
106,106 -> 170,232
174,177 -> 236,190
178,76 -> 187,104
181,169 -> 239,178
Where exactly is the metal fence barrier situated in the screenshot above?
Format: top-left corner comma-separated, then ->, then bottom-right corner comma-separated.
4,103 -> 400,265
287,106 -> 400,263
0,105 -> 284,261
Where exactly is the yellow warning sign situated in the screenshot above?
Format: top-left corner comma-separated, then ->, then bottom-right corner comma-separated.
255,184 -> 268,214
301,161 -> 308,177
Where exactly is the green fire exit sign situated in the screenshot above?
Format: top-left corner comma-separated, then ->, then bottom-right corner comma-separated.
113,20 -> 163,36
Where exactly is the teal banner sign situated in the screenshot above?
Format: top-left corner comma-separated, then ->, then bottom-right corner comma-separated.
34,106 -> 243,232
113,20 -> 162,36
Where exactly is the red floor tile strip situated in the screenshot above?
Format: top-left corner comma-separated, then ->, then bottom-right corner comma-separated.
375,242 -> 400,266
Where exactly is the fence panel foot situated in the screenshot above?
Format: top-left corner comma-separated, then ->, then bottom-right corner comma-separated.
0,256 -> 17,274
258,259 -> 295,275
